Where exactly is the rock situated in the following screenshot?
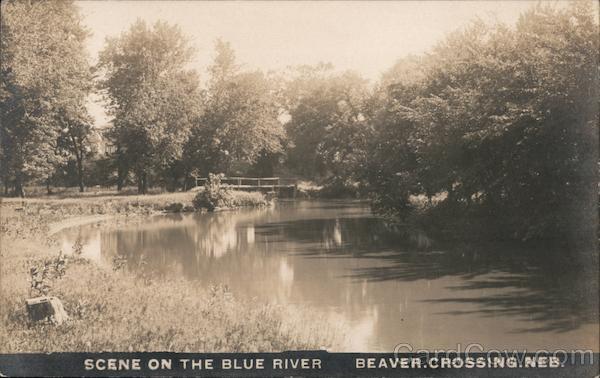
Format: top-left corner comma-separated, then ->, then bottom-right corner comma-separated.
26,296 -> 69,325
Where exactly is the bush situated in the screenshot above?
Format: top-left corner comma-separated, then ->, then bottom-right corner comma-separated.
192,173 -> 233,211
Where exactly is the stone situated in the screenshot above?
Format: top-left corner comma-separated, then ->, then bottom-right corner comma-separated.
26,296 -> 69,325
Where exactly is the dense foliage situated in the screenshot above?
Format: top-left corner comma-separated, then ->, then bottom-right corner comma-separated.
283,64 -> 371,183
0,0 -> 92,196
183,40 -> 285,179
97,20 -> 200,194
365,3 -> 598,240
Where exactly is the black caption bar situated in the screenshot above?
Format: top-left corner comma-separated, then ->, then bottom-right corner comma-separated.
0,352 -> 598,377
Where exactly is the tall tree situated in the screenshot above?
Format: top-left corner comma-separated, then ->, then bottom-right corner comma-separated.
1,0 -> 92,196
57,104 -> 94,192
98,20 -> 200,193
366,2 -> 599,240
283,65 -> 370,182
183,40 -> 284,176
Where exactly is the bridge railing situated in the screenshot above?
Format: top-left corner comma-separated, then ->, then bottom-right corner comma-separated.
194,177 -> 294,188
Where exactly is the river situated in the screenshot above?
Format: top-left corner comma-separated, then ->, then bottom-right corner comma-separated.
57,200 -> 598,352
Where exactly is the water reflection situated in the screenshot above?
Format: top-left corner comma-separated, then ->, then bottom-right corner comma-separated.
57,200 -> 598,351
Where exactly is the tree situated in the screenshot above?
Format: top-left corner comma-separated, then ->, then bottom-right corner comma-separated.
1,0 -> 91,196
183,40 -> 284,176
98,20 -> 200,194
283,65 -> 371,183
366,2 -> 599,240
57,105 -> 95,192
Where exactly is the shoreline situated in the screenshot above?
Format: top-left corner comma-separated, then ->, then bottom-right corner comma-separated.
48,214 -> 116,236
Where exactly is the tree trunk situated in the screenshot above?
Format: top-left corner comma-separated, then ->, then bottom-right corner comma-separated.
46,177 -> 52,195
76,155 -> 85,192
183,173 -> 189,192
117,164 -> 125,191
14,174 -> 24,198
142,172 -> 148,194
137,170 -> 147,194
117,175 -> 124,191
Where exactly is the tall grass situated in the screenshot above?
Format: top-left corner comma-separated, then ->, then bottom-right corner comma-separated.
1,260 -> 344,352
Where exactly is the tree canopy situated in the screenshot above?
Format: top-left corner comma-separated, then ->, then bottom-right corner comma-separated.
1,0 -> 92,196
183,40 -> 285,177
283,65 -> 371,184
365,2 -> 599,240
97,20 -> 200,193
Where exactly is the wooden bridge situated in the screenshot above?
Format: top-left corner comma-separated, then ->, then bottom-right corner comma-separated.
193,176 -> 298,197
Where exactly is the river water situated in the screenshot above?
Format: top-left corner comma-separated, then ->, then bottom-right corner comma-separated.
57,200 -> 598,351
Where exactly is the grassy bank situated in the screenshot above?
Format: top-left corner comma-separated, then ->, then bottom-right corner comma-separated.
0,194 -> 345,352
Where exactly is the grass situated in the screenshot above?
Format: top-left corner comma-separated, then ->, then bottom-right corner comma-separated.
0,194 -> 345,353
2,188 -> 270,217
226,191 -> 269,207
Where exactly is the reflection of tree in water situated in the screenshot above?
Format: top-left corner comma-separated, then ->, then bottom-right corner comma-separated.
109,223 -> 191,277
261,217 -> 390,253
105,210 -> 270,278
273,217 -> 598,334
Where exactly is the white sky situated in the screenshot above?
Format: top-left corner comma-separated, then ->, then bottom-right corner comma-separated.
78,0 -> 563,125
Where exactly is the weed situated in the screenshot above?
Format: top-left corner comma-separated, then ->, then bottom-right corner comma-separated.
29,253 -> 67,297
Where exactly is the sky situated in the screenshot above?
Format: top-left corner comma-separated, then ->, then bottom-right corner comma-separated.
77,0 -> 556,125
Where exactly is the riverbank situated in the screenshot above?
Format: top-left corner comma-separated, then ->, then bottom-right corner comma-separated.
0,193 -> 346,352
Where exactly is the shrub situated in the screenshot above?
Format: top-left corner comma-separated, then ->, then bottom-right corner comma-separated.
192,173 -> 233,211
29,253 -> 67,297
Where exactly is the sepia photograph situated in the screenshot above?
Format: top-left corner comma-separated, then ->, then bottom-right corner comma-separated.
0,0 -> 598,376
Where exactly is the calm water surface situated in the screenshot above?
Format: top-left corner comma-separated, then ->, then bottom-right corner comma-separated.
58,200 -> 598,351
